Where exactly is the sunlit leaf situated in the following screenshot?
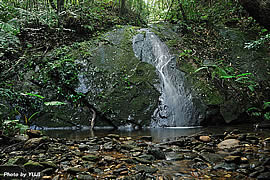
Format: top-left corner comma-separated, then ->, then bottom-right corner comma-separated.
21,93 -> 45,99
236,73 -> 252,77
194,66 -> 208,73
220,75 -> 235,79
44,101 -> 67,106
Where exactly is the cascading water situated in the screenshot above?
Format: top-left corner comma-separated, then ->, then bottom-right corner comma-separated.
133,29 -> 201,127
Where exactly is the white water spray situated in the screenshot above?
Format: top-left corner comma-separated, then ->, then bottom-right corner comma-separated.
133,30 -> 201,127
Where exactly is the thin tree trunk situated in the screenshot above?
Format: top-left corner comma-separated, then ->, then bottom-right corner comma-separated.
120,0 -> 126,15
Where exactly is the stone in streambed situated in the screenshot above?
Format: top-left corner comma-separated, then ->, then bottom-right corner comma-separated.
224,155 -> 241,163
148,148 -> 166,160
103,156 -> 115,162
139,136 -> 152,141
107,134 -> 120,139
213,162 -> 237,171
217,139 -> 240,149
199,136 -> 211,142
40,161 -> 57,169
165,152 -> 184,161
13,134 -> 29,142
41,168 -> 55,176
134,164 -> 158,173
138,154 -> 155,161
23,137 -> 44,149
24,161 -> 45,172
82,155 -> 99,162
78,144 -> 89,151
26,129 -> 42,138
67,167 -> 83,174
200,152 -> 225,165
76,174 -> 95,180
134,157 -> 152,164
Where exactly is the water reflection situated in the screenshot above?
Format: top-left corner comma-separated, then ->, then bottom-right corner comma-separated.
42,124 -> 270,142
43,127 -> 203,142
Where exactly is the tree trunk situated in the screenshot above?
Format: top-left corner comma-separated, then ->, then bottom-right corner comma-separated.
239,0 -> 270,29
120,0 -> 126,16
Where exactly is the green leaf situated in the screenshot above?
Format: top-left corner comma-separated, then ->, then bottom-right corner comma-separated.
264,112 -> 270,120
44,101 -> 67,106
21,93 -> 45,99
261,29 -> 268,33
247,107 -> 260,112
236,73 -> 252,77
263,102 -> 270,109
235,76 -> 249,82
194,66 -> 208,73
248,85 -> 255,92
220,75 -> 235,79
28,112 -> 40,122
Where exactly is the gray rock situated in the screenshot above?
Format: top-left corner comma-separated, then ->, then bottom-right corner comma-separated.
23,137 -> 44,149
200,152 -> 226,164
148,148 -> 166,160
213,162 -> 237,171
134,164 -> 158,173
78,144 -> 89,151
165,152 -> 184,161
76,174 -> 95,180
67,167 -> 83,174
82,155 -> 99,162
41,168 -> 55,175
138,154 -> 155,161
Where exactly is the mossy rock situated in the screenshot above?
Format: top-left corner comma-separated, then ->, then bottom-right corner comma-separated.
32,26 -> 160,128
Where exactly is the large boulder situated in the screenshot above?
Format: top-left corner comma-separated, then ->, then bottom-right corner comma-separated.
30,26 -> 160,128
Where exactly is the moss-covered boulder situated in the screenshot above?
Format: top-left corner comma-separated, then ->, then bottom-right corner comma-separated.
29,26 -> 160,128
75,26 -> 160,127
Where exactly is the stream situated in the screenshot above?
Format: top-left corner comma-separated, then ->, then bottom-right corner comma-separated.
42,124 -> 270,142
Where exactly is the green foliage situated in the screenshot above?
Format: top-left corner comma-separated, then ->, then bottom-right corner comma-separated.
247,101 -> 270,121
244,33 -> 270,49
195,64 -> 258,92
0,21 -> 20,58
1,120 -> 28,137
179,49 -> 193,58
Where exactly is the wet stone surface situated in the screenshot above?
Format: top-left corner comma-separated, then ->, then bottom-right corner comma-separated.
0,129 -> 270,179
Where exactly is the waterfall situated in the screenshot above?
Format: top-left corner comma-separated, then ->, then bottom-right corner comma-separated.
133,29 -> 200,127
